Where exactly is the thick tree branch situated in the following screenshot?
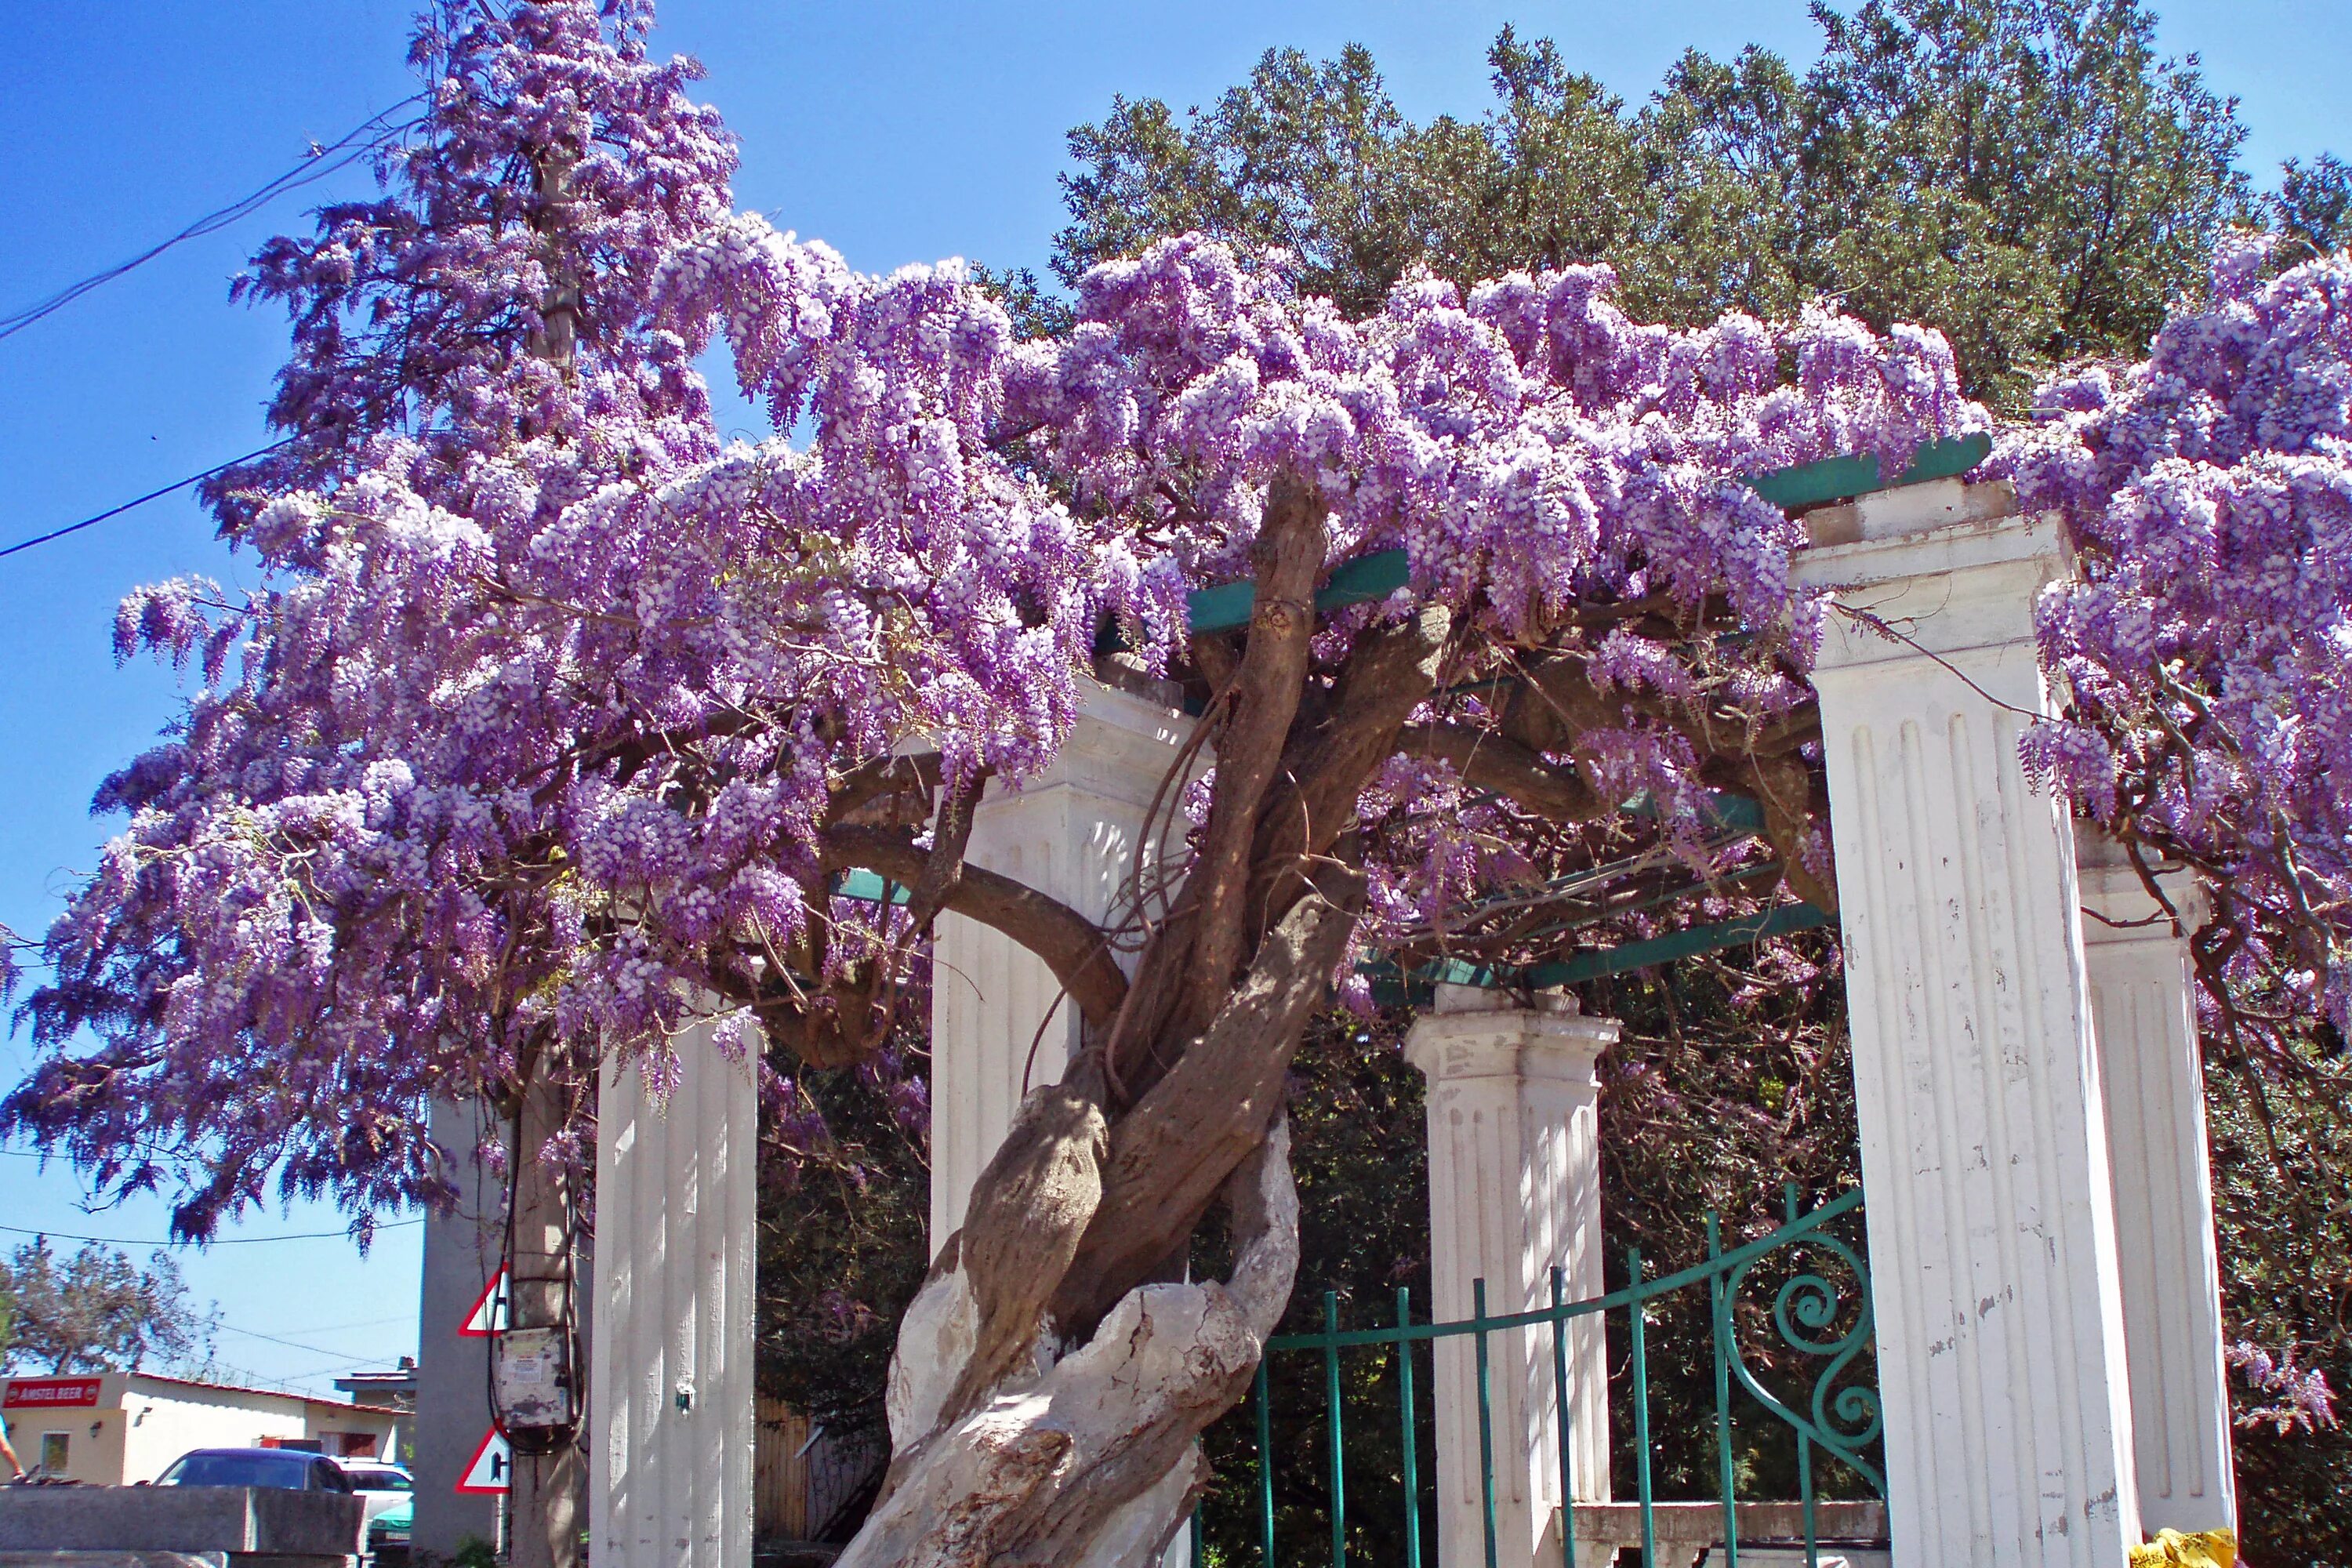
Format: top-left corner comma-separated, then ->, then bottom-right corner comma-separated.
818,825 -> 1129,1029
1051,877 -> 1360,1330
1252,604 -> 1456,879
1396,720 -> 1605,824
1167,473 -> 1329,1034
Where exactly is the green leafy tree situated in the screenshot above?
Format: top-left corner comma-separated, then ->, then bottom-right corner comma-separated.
2272,153 -> 2352,267
754,1033 -> 932,1445
1055,0 -> 2279,405
0,1239 -> 216,1375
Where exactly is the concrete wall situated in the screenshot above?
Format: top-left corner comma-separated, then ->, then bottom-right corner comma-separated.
118,1385 -> 307,1483
411,1097 -> 507,1559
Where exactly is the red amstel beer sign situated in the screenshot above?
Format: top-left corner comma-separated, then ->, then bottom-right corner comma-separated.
3,1377 -> 103,1410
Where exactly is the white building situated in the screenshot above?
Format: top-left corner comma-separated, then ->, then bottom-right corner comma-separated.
1,1371 -> 404,1486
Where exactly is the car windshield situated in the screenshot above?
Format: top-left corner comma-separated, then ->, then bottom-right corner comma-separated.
346,1468 -> 412,1490
158,1452 -> 314,1489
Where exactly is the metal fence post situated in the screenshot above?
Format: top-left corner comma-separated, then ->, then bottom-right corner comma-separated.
1255,1359 -> 1276,1568
1473,1278 -> 1499,1568
1628,1247 -> 1656,1568
1550,1265 -> 1576,1568
1707,1212 -> 1740,1568
1325,1290 -> 1347,1568
1397,1287 -> 1422,1568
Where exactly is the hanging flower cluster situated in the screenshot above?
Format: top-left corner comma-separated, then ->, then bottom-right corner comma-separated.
1998,238 -> 2352,1033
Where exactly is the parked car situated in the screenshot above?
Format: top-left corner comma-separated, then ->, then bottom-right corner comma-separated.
339,1461 -> 414,1559
156,1447 -> 354,1493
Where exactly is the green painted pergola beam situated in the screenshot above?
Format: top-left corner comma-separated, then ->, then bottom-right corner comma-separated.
1385,899 -> 1833,998
1741,432 -> 1991,511
1173,433 -> 1990,638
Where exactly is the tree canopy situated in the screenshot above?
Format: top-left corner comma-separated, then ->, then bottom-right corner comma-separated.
1054,0 -> 2288,407
2,1 -> 2348,1557
0,1238 -> 215,1376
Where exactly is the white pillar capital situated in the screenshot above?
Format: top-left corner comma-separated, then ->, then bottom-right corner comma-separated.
1798,495 -> 2143,1566
1405,987 -> 1617,1087
2077,829 -> 2210,937
1793,499 -> 2070,668
1408,997 -> 1618,1568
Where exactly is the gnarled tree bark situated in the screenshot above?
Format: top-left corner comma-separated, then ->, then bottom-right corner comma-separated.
744,469 -> 1834,1566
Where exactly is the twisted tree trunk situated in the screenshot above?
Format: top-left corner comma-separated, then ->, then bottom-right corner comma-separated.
813,479 -> 1433,1564
795,466 -> 1817,1563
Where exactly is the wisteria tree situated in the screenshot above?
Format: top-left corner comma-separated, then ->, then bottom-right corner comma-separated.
1998,235 -> 2352,1051
8,2 -> 2350,1564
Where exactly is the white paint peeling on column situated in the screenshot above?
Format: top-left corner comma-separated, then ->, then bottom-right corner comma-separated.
1795,497 -> 2142,1567
591,1020 -> 759,1568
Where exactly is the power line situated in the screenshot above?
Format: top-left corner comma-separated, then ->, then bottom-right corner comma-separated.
0,1218 -> 419,1249
0,98 -> 423,346
0,436 -> 296,562
213,1314 -> 414,1359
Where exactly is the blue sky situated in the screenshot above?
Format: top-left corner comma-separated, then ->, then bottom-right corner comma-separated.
0,1 -> 2343,1399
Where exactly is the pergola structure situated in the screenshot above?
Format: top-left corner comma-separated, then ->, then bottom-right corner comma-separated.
584,470 -> 2235,1567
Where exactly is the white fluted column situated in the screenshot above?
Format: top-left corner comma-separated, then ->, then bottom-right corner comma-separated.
1793,484 -> 2140,1566
591,1023 -> 760,1568
1406,985 -> 1616,1568
929,677 -> 1200,1243
2078,833 -> 2234,1534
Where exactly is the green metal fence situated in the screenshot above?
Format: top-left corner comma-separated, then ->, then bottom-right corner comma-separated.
1194,1185 -> 1882,1568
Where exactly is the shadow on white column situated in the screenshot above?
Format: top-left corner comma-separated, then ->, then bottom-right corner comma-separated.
1406,985 -> 1617,1568
591,1025 -> 760,1568
2078,831 -> 2235,1535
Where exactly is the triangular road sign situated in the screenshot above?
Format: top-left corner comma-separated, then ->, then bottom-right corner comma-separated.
456,1426 -> 511,1494
459,1267 -> 509,1337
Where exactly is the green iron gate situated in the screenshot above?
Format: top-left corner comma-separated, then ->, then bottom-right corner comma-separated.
1192,1185 -> 1883,1568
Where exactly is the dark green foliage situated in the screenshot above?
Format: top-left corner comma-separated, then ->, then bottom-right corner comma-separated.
1054,0 -> 2290,408
1584,942 -> 1878,1504
1191,1010 -> 1436,1564
2205,1048 -> 2352,1566
752,1033 -> 931,1439
2271,154 -> 2352,269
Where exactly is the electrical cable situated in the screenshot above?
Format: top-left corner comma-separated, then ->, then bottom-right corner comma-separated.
0,436 -> 296,562
0,98 -> 423,346
0,1218 -> 419,1248
212,1314 -> 414,1359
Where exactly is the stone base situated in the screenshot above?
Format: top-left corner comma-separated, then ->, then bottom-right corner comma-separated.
1564,1501 -> 1890,1568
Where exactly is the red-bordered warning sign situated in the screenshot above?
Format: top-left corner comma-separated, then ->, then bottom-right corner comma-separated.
458,1267 -> 509,1337
456,1426 -> 511,1494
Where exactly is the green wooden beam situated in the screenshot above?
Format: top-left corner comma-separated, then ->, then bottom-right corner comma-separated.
1184,546 -> 1414,637
1520,899 -> 1831,986
1396,900 -> 1831,994
1111,435 -> 1991,653
1741,432 -> 1991,512
832,869 -> 910,905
